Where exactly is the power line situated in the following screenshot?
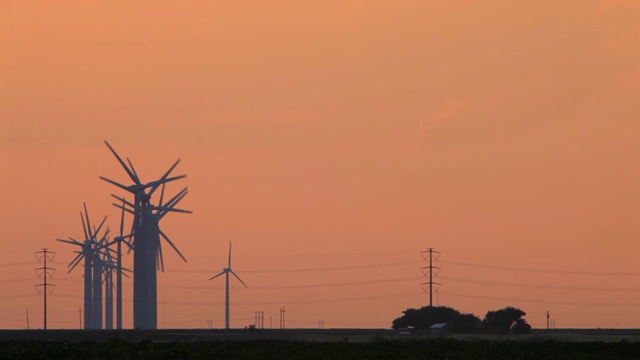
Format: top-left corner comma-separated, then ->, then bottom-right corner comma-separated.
167,292 -> 421,306
0,278 -> 41,284
439,260 -> 640,276
0,261 -> 38,268
439,275 -> 640,292
162,276 -> 423,290
0,294 -> 39,300
438,248 -> 640,261
168,260 -> 421,274
441,291 -> 640,307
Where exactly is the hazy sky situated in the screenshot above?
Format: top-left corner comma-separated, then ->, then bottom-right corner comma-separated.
1,0 -> 639,329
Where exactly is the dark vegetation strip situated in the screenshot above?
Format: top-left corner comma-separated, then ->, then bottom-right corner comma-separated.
1,339 -> 640,360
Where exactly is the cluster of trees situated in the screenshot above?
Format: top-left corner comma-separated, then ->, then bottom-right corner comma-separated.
392,306 -> 532,335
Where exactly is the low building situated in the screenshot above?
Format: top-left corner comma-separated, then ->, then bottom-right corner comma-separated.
430,323 -> 450,335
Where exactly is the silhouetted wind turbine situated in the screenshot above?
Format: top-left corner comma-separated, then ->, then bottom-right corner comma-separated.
209,242 -> 247,330
56,203 -> 108,329
100,237 -> 116,330
101,141 -> 189,329
106,198 -> 133,330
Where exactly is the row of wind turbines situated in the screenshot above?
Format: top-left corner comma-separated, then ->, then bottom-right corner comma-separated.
57,141 -> 247,330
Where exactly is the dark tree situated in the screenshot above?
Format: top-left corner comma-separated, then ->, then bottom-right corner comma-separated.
483,306 -> 531,334
512,318 -> 532,334
451,313 -> 483,334
392,306 -> 481,333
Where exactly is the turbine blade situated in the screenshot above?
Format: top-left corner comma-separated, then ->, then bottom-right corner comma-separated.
111,194 -> 135,209
157,235 -> 165,272
228,242 -> 232,267
119,199 -> 125,237
112,203 -> 135,215
68,253 -> 85,272
230,269 -> 248,288
93,215 -> 108,240
127,221 -> 136,254
158,229 -> 187,263
146,174 -> 187,193
56,238 -> 81,246
208,271 -> 226,281
123,235 -> 134,251
126,158 -> 141,185
100,176 -> 133,193
159,183 -> 165,208
148,159 -> 181,196
83,203 -> 93,240
80,212 -> 89,241
104,141 -> 141,185
155,188 -> 191,221
162,188 -> 188,209
155,206 -> 192,222
68,251 -> 84,267
158,208 -> 193,215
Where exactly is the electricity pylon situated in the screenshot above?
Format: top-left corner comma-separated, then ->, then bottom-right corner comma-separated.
35,248 -> 56,330
420,248 -> 441,307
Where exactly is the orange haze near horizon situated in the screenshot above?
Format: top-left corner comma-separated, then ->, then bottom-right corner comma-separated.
1,1 -> 639,330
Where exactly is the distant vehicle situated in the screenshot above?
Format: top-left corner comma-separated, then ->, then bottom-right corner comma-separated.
245,325 -> 258,333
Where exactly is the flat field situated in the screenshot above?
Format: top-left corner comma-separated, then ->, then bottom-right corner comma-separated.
1,329 -> 639,359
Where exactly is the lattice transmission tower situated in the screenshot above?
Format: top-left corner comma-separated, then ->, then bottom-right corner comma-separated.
420,248 -> 440,307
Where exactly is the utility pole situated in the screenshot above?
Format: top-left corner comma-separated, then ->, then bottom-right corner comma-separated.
254,311 -> 264,329
546,311 -> 550,330
35,248 -> 56,330
279,307 -> 286,329
79,307 -> 82,329
420,248 -> 441,307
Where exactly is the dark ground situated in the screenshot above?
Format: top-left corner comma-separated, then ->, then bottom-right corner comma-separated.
2,329 -> 640,360
2,328 -> 640,342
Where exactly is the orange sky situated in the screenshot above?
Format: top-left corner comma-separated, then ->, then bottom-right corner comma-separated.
1,0 -> 639,330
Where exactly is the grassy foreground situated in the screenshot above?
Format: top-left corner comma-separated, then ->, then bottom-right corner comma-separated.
1,338 -> 640,360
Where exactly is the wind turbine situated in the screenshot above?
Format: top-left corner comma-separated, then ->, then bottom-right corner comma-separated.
99,236 -> 115,330
106,198 -> 133,330
104,260 -> 114,329
101,141 -> 189,329
56,203 -> 108,329
209,242 -> 247,330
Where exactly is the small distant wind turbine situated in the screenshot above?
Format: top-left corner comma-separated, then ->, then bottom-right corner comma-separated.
106,198 -> 133,330
209,242 -> 247,330
56,203 -> 109,329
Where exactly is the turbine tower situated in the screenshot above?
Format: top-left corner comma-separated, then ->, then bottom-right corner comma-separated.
105,199 -> 132,330
103,253 -> 114,330
99,235 -> 124,330
209,242 -> 247,330
101,141 -> 189,329
56,203 -> 109,329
